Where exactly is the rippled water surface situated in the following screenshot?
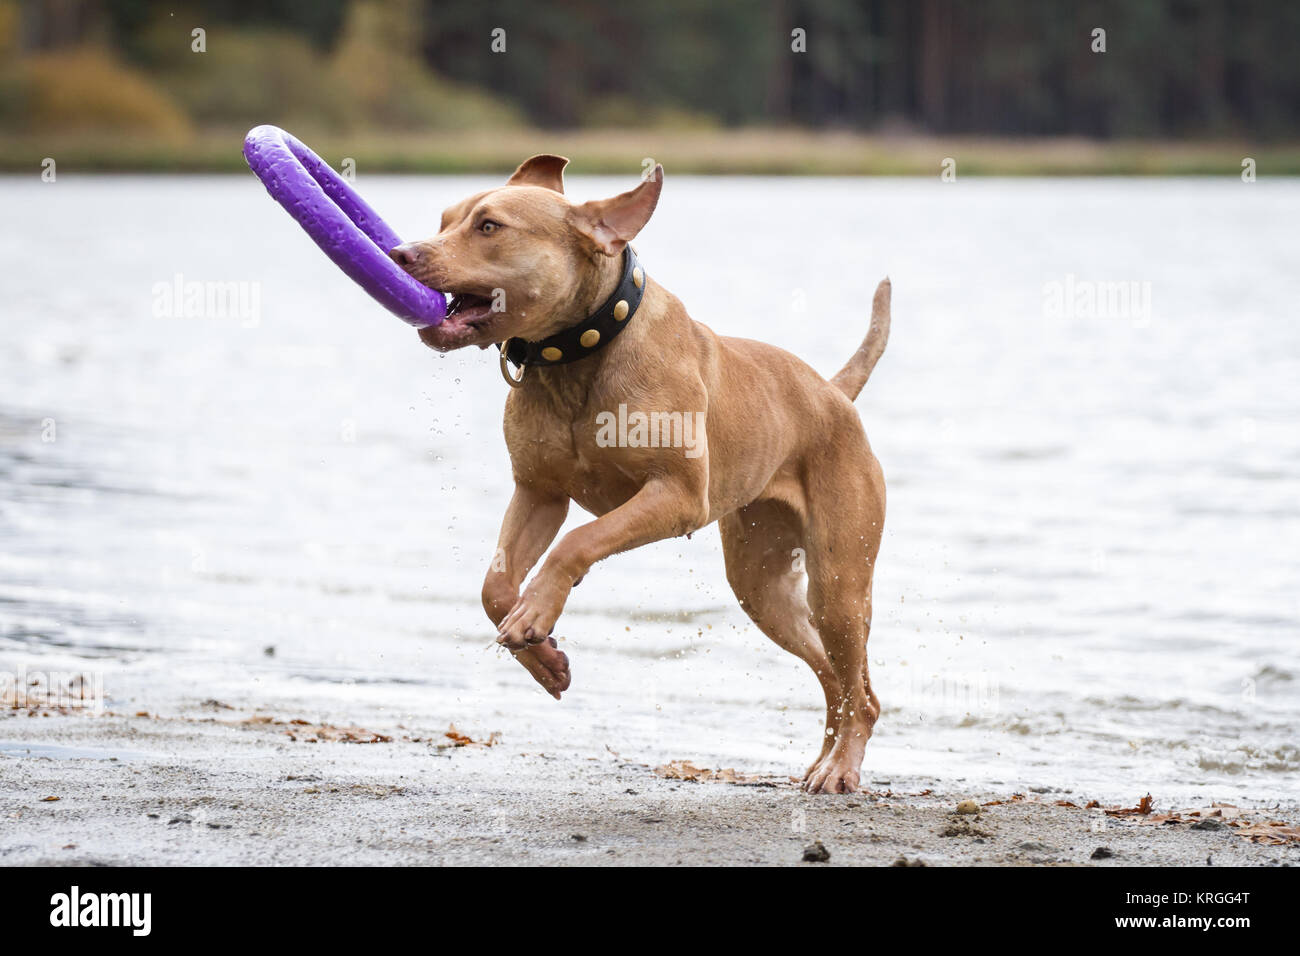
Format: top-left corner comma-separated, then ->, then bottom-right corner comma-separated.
2,174 -> 1297,802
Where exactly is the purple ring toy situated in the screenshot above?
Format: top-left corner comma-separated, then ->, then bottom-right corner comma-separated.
242,125 -> 446,328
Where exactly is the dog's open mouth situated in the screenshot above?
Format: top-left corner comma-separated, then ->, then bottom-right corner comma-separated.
444,291 -> 496,328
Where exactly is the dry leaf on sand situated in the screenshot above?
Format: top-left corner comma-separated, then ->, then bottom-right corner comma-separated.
1105,793 -> 1155,817
1234,822 -> 1300,845
654,760 -> 766,785
440,724 -> 500,748
287,723 -> 393,743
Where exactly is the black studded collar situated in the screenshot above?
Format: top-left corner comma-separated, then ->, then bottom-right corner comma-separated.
498,246 -> 646,371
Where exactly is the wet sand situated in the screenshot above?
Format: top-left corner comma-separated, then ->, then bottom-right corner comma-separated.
3,710 -> 1295,867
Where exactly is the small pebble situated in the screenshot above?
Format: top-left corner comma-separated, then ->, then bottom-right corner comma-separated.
955,800 -> 979,815
802,840 -> 830,863
1091,846 -> 1114,859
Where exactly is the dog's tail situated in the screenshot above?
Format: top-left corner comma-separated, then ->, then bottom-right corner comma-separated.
830,277 -> 891,401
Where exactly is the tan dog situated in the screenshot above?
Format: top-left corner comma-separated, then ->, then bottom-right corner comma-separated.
391,156 -> 889,793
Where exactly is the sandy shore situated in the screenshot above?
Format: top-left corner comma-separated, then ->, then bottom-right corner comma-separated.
7,129 -> 1300,175
2,710 -> 1295,867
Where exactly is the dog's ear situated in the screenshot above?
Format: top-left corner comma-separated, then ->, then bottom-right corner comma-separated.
507,154 -> 569,193
573,164 -> 663,257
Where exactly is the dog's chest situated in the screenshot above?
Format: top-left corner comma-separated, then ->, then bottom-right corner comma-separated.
505,409 -> 640,515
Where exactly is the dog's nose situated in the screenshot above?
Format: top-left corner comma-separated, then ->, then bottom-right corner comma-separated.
389,242 -> 422,267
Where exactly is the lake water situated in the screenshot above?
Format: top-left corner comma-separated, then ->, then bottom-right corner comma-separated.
2,174 -> 1297,805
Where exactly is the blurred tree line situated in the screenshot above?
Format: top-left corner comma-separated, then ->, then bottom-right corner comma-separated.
4,0 -> 1298,138
420,0 -> 1300,137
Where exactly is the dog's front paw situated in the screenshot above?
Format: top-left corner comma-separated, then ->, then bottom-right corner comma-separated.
496,577 -> 568,651
511,637 -> 571,700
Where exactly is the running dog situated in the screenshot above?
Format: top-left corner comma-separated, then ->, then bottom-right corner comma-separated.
390,156 -> 889,793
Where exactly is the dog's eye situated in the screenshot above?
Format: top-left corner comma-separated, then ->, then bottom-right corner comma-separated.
479,220 -> 501,234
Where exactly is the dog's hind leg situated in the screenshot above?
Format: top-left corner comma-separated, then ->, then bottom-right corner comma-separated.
720,500 -> 843,782
801,439 -> 886,795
